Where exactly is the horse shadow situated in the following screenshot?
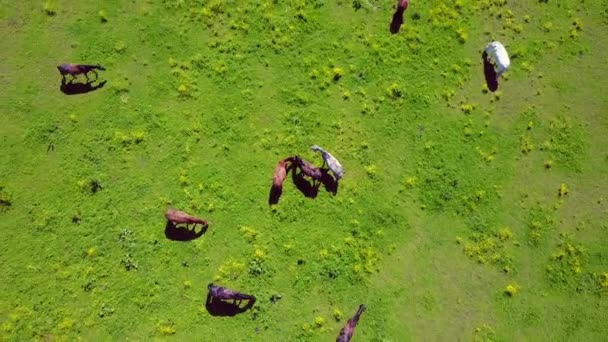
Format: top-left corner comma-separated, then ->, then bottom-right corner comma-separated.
319,168 -> 339,195
164,221 -> 208,241
269,163 -> 295,205
292,167 -> 339,198
390,6 -> 406,34
60,78 -> 107,95
205,294 -> 256,317
482,51 -> 498,92
292,168 -> 320,199
268,185 -> 283,205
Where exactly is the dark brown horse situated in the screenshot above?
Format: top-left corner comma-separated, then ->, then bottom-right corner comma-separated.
294,155 -> 339,196
336,304 -> 366,342
207,283 -> 256,305
292,164 -> 320,198
294,156 -> 324,181
57,63 -> 105,81
205,283 -> 256,316
390,0 -> 409,34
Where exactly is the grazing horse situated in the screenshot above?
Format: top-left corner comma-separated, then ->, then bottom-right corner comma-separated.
291,163 -> 321,198
165,209 -> 208,229
390,0 -> 409,34
310,145 -> 344,180
294,156 -> 324,181
272,157 -> 295,188
57,63 -> 105,81
269,156 -> 295,205
336,304 -> 366,342
207,283 -> 256,306
484,41 -> 510,77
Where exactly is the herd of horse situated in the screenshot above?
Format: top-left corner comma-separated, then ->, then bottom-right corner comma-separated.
269,145 -> 344,204
55,0 -> 513,340
165,209 -> 365,340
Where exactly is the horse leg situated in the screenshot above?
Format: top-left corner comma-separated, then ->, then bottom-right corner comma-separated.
205,293 -> 213,306
313,179 -> 321,190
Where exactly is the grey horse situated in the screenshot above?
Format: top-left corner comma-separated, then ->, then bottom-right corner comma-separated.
311,145 -> 344,180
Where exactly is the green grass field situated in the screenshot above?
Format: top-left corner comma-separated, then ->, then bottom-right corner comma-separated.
1,0 -> 607,340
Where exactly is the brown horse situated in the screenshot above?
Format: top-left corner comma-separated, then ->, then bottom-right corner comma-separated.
57,63 -> 105,81
336,304 -> 366,342
272,157 -> 295,188
165,209 -> 208,228
390,0 -> 409,34
269,156 -> 295,205
291,164 -> 320,198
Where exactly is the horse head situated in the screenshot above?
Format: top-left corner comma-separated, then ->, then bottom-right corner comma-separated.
310,145 -> 323,153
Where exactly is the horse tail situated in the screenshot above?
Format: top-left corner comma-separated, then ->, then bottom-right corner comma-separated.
85,64 -> 105,71
83,64 -> 105,71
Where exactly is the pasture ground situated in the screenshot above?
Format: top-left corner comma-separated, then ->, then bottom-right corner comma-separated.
1,0 -> 607,340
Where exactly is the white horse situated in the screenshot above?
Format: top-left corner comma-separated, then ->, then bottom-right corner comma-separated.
484,41 -> 510,77
310,145 -> 344,180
